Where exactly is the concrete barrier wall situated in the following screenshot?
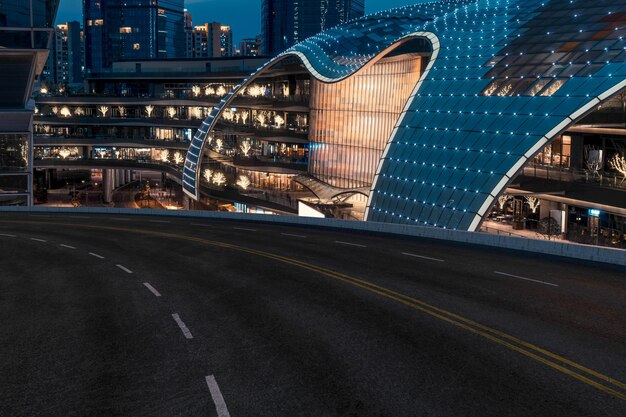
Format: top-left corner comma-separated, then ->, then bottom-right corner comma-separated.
1,206 -> 624,267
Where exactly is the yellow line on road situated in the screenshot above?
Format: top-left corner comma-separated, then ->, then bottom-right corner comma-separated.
3,219 -> 626,401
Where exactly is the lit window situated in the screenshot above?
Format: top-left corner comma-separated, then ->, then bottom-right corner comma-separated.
133,43 -> 140,50
94,19 -> 104,26
119,27 -> 132,34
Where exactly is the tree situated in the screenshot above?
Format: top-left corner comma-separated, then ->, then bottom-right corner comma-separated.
237,175 -> 251,190
203,169 -> 213,183
584,145 -> 602,177
60,106 -> 71,117
98,106 -> 108,117
212,172 -> 226,186
58,148 -> 71,159
215,138 -> 224,152
537,217 -> 561,240
524,196 -> 540,213
166,106 -> 177,119
173,151 -> 184,165
608,152 -> 626,185
145,105 -> 154,117
240,141 -> 252,157
275,114 -> 285,128
497,194 -> 512,210
159,149 -> 170,163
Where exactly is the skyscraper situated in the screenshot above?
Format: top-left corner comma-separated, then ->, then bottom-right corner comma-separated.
83,0 -> 185,73
43,21 -> 84,88
261,0 -> 364,56
0,0 -> 59,206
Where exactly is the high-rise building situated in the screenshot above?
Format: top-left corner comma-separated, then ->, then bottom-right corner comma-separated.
239,36 -> 262,57
0,0 -> 59,206
261,0 -> 364,56
185,23 -> 233,58
84,0 -> 185,73
219,25 -> 233,57
43,21 -> 84,88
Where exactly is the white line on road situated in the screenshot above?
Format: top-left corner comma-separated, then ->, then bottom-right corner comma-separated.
0,233 -> 16,238
116,264 -> 133,274
30,238 -> 47,243
402,252 -> 445,262
233,227 -> 257,232
89,252 -> 105,259
143,282 -> 162,297
494,271 -> 559,287
172,313 -> 193,339
335,241 -> 367,248
60,244 -> 76,249
206,375 -> 231,417
191,222 -> 214,227
281,233 -> 307,238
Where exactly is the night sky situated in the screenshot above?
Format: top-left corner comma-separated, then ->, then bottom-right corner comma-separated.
57,0 -> 419,43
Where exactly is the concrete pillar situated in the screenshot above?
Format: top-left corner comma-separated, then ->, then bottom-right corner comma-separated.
125,170 -> 131,184
103,169 -> 113,203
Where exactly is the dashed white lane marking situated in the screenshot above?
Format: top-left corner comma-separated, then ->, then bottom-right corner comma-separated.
148,220 -> 171,224
143,282 -> 162,297
206,375 -> 231,417
281,233 -> 307,238
60,244 -> 76,249
402,252 -> 445,262
89,252 -> 105,259
116,264 -> 133,274
233,227 -> 257,232
172,313 -> 193,339
0,233 -> 16,238
191,222 -> 214,228
494,271 -> 559,287
335,241 -> 367,248
30,238 -> 47,243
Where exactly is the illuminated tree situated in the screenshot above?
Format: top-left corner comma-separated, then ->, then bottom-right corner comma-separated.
192,85 -> 201,97
524,196 -> 540,213
236,175 -> 251,190
256,111 -> 267,126
173,151 -> 184,165
240,140 -> 252,157
497,194 -> 512,210
203,169 -> 213,183
247,85 -> 263,97
159,149 -> 170,163
60,106 -> 71,117
222,109 -> 234,122
216,86 -> 226,96
58,148 -> 71,159
212,172 -> 226,186
193,107 -> 202,119
98,106 -> 109,117
241,110 -> 249,124
609,152 -> 626,184
52,106 -> 59,115
215,138 -> 223,152
205,86 -> 215,96
74,107 -> 84,116
275,114 -> 285,128
166,106 -> 177,119
145,105 -> 154,117
117,106 -> 126,117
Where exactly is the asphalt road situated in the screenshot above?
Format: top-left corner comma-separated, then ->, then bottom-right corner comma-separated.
0,212 -> 624,417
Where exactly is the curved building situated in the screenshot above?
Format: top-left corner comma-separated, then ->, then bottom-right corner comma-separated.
184,0 -> 626,231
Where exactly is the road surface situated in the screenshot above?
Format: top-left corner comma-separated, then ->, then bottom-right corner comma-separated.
0,212 -> 624,416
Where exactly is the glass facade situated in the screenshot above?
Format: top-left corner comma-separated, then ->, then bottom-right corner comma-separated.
0,0 -> 58,206
0,0 -> 58,48
309,54 -> 422,188
84,0 -> 185,73
185,0 -> 626,231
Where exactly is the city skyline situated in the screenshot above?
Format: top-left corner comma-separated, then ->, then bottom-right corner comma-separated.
57,0 -> 419,45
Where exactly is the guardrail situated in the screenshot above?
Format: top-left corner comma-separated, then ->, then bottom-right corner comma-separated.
0,206 -> 624,267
